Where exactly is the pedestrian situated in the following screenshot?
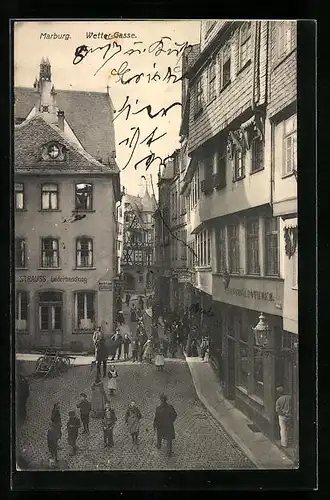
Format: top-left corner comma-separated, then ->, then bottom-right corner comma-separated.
102,402 -> 117,448
153,394 -> 177,457
162,335 -> 169,357
91,375 -> 108,418
123,333 -> 131,360
275,386 -> 292,448
111,329 -> 123,361
125,401 -> 142,445
77,393 -> 91,433
17,373 -> 30,424
132,338 -> 139,362
92,326 -> 103,347
155,347 -> 165,371
151,322 -> 159,344
125,293 -> 131,307
138,296 -> 144,311
143,338 -> 153,363
95,335 -> 109,378
191,338 -> 199,357
130,304 -> 137,322
67,410 -> 81,456
200,336 -> 208,360
169,333 -> 177,358
107,365 -> 118,396
51,402 -> 62,442
47,420 -> 60,466
137,337 -> 144,362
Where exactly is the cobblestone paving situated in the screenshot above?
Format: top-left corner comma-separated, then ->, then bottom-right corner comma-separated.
17,359 -> 255,470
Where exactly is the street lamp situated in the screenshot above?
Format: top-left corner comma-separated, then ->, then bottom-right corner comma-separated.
252,312 -> 271,348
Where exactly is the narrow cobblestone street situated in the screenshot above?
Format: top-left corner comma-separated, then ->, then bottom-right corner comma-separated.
18,358 -> 255,470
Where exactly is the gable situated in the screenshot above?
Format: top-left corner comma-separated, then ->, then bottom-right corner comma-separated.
14,87 -> 116,165
14,116 -> 115,174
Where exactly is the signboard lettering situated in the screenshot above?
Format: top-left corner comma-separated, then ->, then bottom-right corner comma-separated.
225,287 -> 274,302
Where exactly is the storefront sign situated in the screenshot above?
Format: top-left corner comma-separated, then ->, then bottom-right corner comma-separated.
225,287 -> 275,302
16,275 -> 88,284
99,280 -> 112,291
212,274 -> 284,316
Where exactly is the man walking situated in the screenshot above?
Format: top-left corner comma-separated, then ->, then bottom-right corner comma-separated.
123,333 -> 131,360
67,410 -> 81,456
153,394 -> 177,457
275,386 -> 292,448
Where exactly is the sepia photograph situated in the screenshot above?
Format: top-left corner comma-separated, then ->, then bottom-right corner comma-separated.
13,19 -> 299,473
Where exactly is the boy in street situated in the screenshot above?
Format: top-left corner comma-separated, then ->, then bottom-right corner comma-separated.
77,393 -> 91,433
67,410 -> 81,456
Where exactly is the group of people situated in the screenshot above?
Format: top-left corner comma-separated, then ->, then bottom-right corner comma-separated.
47,392 -> 177,464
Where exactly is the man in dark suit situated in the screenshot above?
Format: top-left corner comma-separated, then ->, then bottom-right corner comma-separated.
153,394 -> 177,457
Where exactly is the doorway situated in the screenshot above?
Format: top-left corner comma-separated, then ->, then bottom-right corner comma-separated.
38,291 -> 63,348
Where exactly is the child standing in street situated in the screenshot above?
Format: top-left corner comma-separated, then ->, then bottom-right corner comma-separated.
66,410 -> 81,456
76,393 -> 92,433
123,333 -> 131,360
107,365 -> 118,397
102,403 -> 117,447
155,347 -> 165,371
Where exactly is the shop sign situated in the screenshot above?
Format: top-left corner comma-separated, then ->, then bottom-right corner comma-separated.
98,280 -> 113,291
16,275 -> 88,284
225,287 -> 275,302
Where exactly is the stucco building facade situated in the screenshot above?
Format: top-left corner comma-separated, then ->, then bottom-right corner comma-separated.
14,59 -> 121,352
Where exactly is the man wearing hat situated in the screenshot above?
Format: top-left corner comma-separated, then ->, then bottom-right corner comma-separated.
153,394 -> 177,457
77,393 -> 92,433
102,402 -> 117,448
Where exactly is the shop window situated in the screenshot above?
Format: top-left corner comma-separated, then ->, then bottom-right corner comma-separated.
265,217 -> 279,276
76,237 -> 93,267
75,183 -> 93,210
246,219 -> 260,275
41,183 -> 58,210
282,114 -> 297,177
251,136 -> 264,172
238,21 -> 252,70
74,291 -> 95,330
228,224 -> 240,273
253,346 -> 264,399
216,227 -> 226,272
15,238 -> 26,268
41,238 -> 59,268
15,183 -> 24,210
16,291 -> 28,332
238,342 -> 249,389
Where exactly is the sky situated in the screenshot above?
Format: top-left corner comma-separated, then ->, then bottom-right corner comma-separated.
14,20 -> 201,196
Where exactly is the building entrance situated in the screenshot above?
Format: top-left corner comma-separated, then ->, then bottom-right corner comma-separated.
38,291 -> 63,347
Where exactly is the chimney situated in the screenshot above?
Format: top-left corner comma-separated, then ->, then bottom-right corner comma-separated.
57,110 -> 65,131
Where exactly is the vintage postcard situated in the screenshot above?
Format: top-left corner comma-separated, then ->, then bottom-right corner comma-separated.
13,19 -> 299,473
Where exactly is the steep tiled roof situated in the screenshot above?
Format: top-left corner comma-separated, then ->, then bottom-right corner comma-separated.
14,87 -> 116,165
15,115 -> 118,175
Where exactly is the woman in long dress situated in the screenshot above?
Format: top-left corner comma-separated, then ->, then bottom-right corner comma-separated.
91,376 -> 108,418
107,365 -> 118,396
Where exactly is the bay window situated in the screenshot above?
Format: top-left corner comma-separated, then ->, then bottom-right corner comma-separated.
246,219 -> 260,275
265,217 -> 279,276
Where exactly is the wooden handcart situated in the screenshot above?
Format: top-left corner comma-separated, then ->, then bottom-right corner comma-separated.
34,349 -> 76,379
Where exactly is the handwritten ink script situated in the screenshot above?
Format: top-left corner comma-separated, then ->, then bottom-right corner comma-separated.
73,37 -> 192,78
